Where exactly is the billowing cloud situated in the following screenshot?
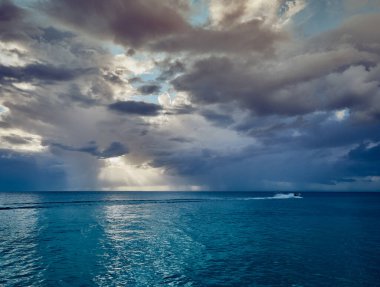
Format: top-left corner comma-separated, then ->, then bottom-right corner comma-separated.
43,0 -> 190,48
41,0 -> 284,54
173,41 -> 379,117
0,0 -> 379,191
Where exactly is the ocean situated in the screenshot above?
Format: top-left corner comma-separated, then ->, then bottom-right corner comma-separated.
0,192 -> 379,287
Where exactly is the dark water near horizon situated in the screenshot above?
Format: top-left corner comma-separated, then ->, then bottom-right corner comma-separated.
0,192 -> 379,287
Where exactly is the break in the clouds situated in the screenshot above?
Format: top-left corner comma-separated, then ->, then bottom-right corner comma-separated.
0,0 -> 380,191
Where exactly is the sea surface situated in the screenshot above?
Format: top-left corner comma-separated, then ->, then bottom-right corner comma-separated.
0,192 -> 379,287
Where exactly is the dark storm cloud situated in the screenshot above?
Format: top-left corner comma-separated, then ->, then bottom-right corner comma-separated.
335,142 -> 380,180
108,101 -> 162,116
235,113 -> 380,150
148,136 -> 377,188
0,149 -> 66,191
51,141 -> 129,159
0,0 -> 379,191
150,148 -> 215,176
0,0 -> 22,21
43,0 -> 190,48
0,63 -> 93,83
0,0 -> 38,42
99,142 -> 129,158
138,84 -> 161,95
348,142 -> 380,163
42,0 -> 283,54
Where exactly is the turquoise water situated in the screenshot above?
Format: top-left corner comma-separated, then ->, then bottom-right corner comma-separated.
0,192 -> 379,286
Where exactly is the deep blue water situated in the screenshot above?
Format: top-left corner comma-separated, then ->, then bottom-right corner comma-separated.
0,192 -> 379,287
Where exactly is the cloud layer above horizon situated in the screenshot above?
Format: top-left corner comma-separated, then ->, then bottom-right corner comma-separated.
1,0 -> 380,191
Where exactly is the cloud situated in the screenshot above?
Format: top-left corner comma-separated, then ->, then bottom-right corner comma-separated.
99,142 -> 129,159
0,0 -> 44,44
0,121 -> 11,129
2,134 -> 32,145
331,142 -> 380,181
42,0 -> 284,55
43,0 -> 190,48
0,149 -> 66,191
173,13 -> 380,117
0,0 -> 28,41
0,0 -> 22,22
0,63 -> 92,83
309,13 -> 380,56
38,26 -> 75,43
0,0 -> 379,191
348,142 -> 380,163
151,19 -> 285,54
169,137 -> 193,143
200,109 -> 235,127
108,101 -> 162,116
51,141 -> 129,159
157,60 -> 185,80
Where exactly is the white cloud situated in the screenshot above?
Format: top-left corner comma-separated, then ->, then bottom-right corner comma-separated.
0,128 -> 45,153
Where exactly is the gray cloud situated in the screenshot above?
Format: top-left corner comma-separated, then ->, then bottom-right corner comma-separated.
37,26 -> 75,43
42,0 -> 283,55
1,0 -> 379,191
151,19 -> 285,54
0,149 -> 67,191
43,0 -> 190,48
332,142 -> 380,181
0,0 -> 22,22
51,141 -> 129,159
0,0 -> 48,45
0,63 -> 93,83
0,0 -> 30,41
348,142 -> 380,163
173,17 -> 380,117
2,134 -> 32,145
200,109 -> 234,127
169,137 -> 193,143
0,121 -> 11,129
108,101 -> 162,116
310,13 -> 380,56
157,60 -> 185,81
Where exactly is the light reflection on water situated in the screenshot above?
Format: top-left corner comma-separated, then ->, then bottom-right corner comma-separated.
94,203 -> 204,286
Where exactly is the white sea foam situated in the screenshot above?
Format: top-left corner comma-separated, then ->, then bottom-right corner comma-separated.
272,193 -> 302,199
240,193 -> 302,200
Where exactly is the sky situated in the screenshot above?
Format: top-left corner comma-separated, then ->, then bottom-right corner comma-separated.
0,0 -> 380,191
